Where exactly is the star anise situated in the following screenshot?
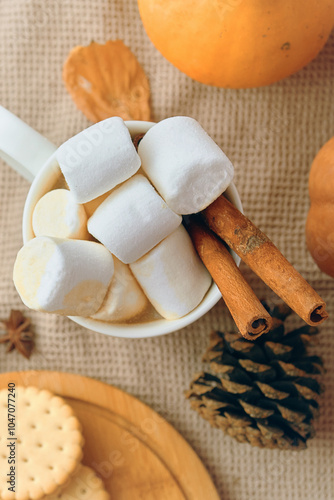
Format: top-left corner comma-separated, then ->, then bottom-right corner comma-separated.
0,310 -> 34,359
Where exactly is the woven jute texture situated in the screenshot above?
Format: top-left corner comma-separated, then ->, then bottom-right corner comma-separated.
1,2 -> 334,499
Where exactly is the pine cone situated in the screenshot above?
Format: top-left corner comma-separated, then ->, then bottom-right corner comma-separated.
186,302 -> 324,450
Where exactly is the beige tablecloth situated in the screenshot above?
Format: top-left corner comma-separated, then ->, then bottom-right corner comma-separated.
1,1 -> 334,499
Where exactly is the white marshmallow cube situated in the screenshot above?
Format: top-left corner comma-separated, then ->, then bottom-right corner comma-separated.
130,225 -> 212,320
87,174 -> 182,264
138,116 -> 234,214
13,236 -> 114,316
32,189 -> 89,240
91,258 -> 148,322
56,117 -> 141,203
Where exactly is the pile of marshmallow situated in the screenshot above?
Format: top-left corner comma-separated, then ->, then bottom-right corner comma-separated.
13,116 -> 234,322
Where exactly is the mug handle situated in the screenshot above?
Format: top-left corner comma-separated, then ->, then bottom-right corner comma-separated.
0,106 -> 57,182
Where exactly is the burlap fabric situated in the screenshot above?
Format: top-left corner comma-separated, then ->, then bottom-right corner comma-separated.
0,1 -> 333,498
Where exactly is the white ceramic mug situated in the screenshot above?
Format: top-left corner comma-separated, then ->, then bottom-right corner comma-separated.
0,106 -> 243,338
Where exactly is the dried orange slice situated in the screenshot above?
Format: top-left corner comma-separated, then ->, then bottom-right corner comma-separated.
63,40 -> 151,122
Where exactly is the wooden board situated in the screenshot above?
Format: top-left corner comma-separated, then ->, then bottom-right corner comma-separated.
0,371 -> 219,500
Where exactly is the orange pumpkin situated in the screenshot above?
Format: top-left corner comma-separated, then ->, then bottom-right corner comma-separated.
306,137 -> 334,278
137,0 -> 334,88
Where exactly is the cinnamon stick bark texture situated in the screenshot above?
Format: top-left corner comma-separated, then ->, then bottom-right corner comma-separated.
203,196 -> 328,326
186,218 -> 273,340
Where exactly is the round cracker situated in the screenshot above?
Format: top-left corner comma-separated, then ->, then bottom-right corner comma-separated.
0,386 -> 84,500
47,464 -> 110,500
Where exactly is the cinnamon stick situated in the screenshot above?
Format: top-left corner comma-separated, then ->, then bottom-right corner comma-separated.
186,218 -> 272,340
203,196 -> 328,326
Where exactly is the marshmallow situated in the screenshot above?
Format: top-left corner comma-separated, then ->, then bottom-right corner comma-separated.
13,236 -> 114,316
32,189 -> 89,240
56,117 -> 141,203
138,116 -> 234,214
130,225 -> 212,319
87,174 -> 182,264
91,258 -> 148,322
